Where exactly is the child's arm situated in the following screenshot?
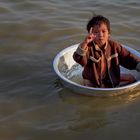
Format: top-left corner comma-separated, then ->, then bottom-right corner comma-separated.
73,44 -> 89,66
118,44 -> 140,70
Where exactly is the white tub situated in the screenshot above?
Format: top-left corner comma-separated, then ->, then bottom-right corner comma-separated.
53,44 -> 140,96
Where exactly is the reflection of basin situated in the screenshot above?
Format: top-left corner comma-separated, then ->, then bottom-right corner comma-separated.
53,43 -> 140,96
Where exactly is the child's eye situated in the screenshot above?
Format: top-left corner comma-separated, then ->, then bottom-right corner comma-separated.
102,30 -> 107,33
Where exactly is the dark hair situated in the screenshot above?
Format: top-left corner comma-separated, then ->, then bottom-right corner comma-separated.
87,15 -> 110,33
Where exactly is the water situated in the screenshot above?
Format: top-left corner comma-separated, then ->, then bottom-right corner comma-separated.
0,0 -> 140,139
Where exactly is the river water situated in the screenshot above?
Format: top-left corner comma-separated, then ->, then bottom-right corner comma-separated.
0,0 -> 140,139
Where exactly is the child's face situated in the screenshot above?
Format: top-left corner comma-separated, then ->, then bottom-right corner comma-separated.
91,23 -> 110,47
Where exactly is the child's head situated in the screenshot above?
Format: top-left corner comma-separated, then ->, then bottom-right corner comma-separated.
87,15 -> 111,47
87,15 -> 110,33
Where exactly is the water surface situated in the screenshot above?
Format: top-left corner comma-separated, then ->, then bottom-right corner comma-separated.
0,0 -> 140,139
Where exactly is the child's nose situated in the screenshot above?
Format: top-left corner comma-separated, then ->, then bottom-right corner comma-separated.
98,31 -> 103,37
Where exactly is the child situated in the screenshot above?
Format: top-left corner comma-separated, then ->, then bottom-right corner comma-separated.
73,15 -> 140,88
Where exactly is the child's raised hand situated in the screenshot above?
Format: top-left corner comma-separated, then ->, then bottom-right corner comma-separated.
81,27 -> 96,49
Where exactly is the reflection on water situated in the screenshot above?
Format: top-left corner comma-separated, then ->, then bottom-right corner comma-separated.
0,0 -> 140,139
58,88 -> 140,133
59,87 -> 140,108
125,89 -> 140,102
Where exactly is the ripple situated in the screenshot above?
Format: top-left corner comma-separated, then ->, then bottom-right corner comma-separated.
0,6 -> 11,13
0,0 -> 140,138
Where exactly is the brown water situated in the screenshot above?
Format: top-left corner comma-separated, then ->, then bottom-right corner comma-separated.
0,0 -> 140,139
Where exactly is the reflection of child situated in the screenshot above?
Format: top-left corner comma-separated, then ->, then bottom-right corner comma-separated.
73,15 -> 140,88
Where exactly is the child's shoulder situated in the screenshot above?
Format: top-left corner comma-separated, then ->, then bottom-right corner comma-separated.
108,39 -> 122,47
